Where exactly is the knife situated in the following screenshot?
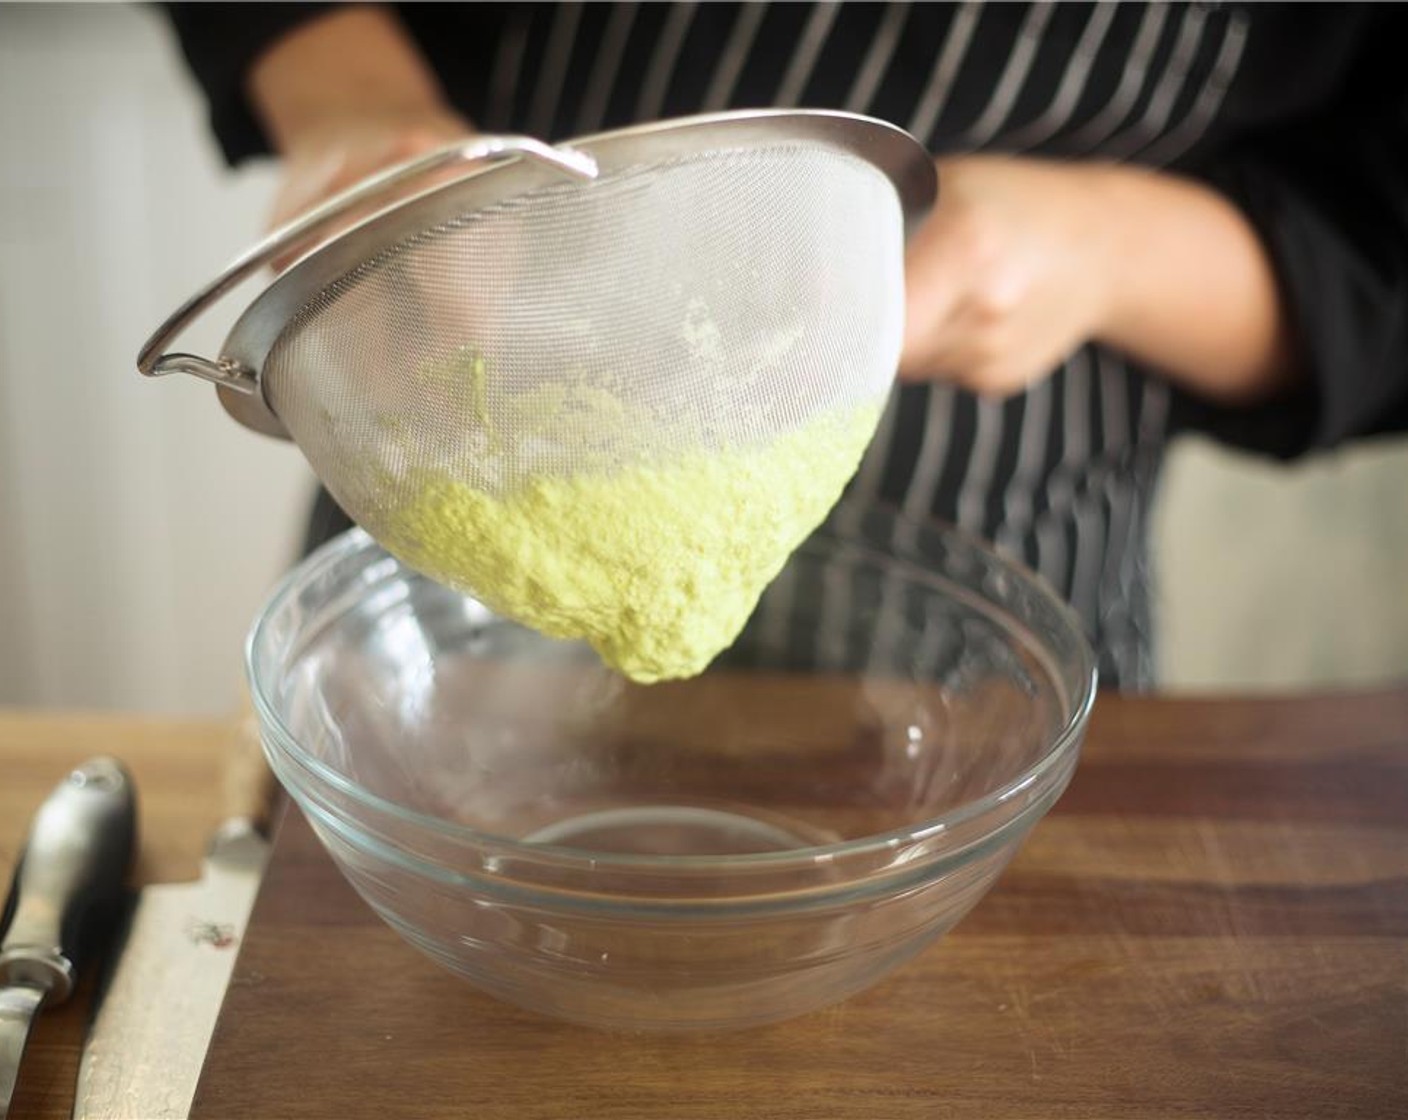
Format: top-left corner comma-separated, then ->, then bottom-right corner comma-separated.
1,757 -> 137,1120
72,717 -> 278,1120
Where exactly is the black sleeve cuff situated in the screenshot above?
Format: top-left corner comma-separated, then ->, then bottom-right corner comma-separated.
1177,15 -> 1408,460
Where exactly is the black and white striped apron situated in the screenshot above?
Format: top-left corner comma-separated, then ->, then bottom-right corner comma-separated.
310,2 -> 1256,689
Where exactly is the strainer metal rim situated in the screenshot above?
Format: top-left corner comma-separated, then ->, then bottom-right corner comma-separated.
211,109 -> 936,438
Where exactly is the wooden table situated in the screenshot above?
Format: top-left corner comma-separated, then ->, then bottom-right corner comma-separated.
0,709 -> 238,1120
190,690 -> 1408,1119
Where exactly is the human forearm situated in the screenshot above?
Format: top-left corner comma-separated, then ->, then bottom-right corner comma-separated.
1091,163 -> 1301,405
900,155 -> 1303,405
247,4 -> 464,154
241,5 -> 472,235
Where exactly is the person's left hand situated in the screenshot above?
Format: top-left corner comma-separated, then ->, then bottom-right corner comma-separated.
899,154 -> 1118,397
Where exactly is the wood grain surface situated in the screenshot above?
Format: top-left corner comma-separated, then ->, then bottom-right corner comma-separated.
192,690 -> 1408,1120
0,709 -> 242,1120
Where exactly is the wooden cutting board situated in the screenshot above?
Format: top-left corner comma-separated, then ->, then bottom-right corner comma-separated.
0,709 -> 240,1120
193,691 -> 1408,1119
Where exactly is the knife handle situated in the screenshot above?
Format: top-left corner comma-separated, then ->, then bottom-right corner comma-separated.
0,758 -> 136,1003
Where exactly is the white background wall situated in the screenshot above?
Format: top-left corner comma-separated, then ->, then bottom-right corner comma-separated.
1,3 -> 1405,716
0,3 -> 312,715
1156,435 -> 1408,690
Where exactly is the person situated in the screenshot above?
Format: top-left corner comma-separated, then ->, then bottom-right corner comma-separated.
164,2 -> 1408,688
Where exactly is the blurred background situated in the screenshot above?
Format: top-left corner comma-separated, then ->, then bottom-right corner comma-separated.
1,3 -> 1405,716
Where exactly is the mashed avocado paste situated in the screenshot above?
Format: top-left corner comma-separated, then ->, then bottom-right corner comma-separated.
379,355 -> 878,682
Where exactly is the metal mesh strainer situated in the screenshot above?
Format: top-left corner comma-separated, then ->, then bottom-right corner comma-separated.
139,111 -> 935,570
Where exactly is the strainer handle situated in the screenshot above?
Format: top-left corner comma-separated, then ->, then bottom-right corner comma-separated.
136,135 -> 599,391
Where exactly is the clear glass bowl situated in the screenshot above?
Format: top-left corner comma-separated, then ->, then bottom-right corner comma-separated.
247,504 -> 1096,1030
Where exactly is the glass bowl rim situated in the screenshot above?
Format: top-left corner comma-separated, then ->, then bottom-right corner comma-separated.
246,514 -> 1097,871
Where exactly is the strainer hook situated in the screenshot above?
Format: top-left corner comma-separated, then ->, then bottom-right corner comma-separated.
136,135 -> 599,391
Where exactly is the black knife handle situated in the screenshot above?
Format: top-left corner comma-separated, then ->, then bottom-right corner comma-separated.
0,758 -> 136,1003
